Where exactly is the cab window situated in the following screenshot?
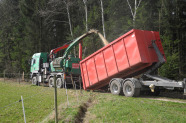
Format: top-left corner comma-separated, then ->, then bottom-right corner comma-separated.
31,59 -> 36,65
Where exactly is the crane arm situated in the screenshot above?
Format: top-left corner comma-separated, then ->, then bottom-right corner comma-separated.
49,41 -> 72,59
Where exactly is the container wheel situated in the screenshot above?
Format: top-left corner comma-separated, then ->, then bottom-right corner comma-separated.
49,77 -> 54,88
110,80 -> 123,95
56,78 -> 63,88
123,81 -> 140,97
32,76 -> 38,85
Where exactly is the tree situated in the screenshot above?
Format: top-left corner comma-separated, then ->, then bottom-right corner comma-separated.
126,0 -> 142,27
83,0 -> 88,31
64,0 -> 74,38
0,0 -> 185,80
158,0 -> 186,79
0,0 -> 20,72
100,0 -> 106,38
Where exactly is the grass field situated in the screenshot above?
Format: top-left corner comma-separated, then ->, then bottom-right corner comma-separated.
0,81 -> 186,123
0,81 -> 90,122
86,93 -> 186,123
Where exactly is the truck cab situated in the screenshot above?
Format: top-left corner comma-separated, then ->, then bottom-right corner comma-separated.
30,52 -> 49,85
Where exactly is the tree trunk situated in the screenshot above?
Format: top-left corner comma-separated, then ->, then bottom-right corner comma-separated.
83,0 -> 88,31
66,2 -> 73,38
100,0 -> 106,38
65,0 -> 76,57
126,0 -> 142,28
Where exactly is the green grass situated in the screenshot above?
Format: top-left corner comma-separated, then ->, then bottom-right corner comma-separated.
0,81 -> 186,123
0,81 -> 90,123
86,92 -> 186,123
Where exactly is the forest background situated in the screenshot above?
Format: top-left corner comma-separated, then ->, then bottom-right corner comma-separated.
0,0 -> 186,80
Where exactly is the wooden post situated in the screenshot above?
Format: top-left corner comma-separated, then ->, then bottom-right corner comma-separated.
4,71 -> 5,82
27,74 -> 29,82
70,74 -> 75,89
75,84 -> 79,104
54,75 -> 58,123
79,76 -> 82,94
65,80 -> 69,107
19,71 -> 20,84
22,72 -> 24,81
21,96 -> 26,123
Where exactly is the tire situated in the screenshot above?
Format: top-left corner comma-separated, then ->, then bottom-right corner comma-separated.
49,77 -> 54,88
32,76 -> 38,85
56,78 -> 63,88
110,80 -> 123,95
123,81 -> 140,97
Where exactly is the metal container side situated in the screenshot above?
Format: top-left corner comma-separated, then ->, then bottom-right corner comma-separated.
80,29 -> 165,90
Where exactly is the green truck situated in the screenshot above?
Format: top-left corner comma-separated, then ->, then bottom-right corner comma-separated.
30,29 -> 107,88
30,42 -> 81,88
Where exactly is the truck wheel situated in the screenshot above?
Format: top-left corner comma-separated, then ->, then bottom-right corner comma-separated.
56,78 -> 63,88
49,77 -> 54,88
123,81 -> 140,97
32,76 -> 38,85
110,80 -> 123,95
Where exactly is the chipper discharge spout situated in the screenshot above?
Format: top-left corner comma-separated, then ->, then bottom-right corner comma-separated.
52,29 -> 109,70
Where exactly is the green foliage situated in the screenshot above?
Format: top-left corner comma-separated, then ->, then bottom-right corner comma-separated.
0,0 -> 185,79
159,53 -> 179,79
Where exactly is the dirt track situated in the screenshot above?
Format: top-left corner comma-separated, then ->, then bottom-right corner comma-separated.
139,91 -> 186,103
147,98 -> 186,103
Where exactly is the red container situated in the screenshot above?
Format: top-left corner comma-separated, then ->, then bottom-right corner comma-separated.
80,29 -> 165,90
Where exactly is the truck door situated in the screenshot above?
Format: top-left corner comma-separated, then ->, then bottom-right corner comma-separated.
31,58 -> 40,72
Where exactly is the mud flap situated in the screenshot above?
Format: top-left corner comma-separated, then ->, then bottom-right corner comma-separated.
37,74 -> 42,83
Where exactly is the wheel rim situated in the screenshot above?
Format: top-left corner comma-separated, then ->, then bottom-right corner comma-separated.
32,77 -> 37,85
56,79 -> 61,87
49,79 -> 53,87
125,85 -> 132,95
112,83 -> 118,93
